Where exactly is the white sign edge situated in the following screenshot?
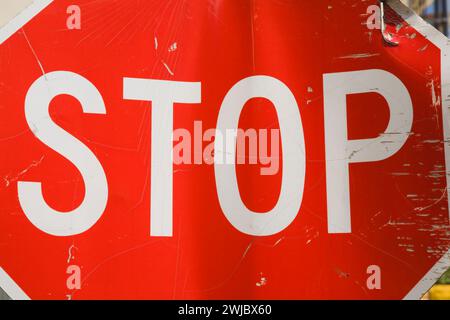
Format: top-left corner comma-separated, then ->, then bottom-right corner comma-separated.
387,0 -> 450,300
0,0 -> 53,45
0,0 -> 54,300
0,267 -> 30,300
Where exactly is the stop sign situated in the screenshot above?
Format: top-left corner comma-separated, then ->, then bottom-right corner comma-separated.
0,0 -> 450,300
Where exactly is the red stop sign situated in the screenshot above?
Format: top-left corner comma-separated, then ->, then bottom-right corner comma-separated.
0,0 -> 449,300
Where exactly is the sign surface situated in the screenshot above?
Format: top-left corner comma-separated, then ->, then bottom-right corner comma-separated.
0,0 -> 450,299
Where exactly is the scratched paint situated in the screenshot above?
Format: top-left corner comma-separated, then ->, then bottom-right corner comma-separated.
0,0 -> 449,300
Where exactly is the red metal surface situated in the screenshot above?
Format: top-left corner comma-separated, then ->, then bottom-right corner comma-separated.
0,0 -> 448,299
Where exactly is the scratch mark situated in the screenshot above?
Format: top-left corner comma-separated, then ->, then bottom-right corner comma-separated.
21,29 -> 46,77
161,60 -> 174,76
241,243 -> 253,260
335,267 -> 350,279
168,42 -> 177,52
154,35 -> 158,50
338,53 -> 380,59
67,245 -> 78,263
414,188 -> 447,213
4,156 -> 45,187
273,237 -> 284,247
427,79 -> 441,128
256,272 -> 267,287
418,44 -> 429,52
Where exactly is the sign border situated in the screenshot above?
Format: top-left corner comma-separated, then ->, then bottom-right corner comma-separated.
387,0 -> 450,300
0,0 -> 53,45
0,0 -> 52,300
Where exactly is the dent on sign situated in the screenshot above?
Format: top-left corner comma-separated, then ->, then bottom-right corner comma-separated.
0,0 -> 450,300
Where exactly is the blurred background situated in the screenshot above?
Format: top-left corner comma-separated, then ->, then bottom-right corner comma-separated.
403,0 -> 449,34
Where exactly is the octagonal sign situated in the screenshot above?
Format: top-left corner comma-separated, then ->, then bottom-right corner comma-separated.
0,0 -> 450,299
